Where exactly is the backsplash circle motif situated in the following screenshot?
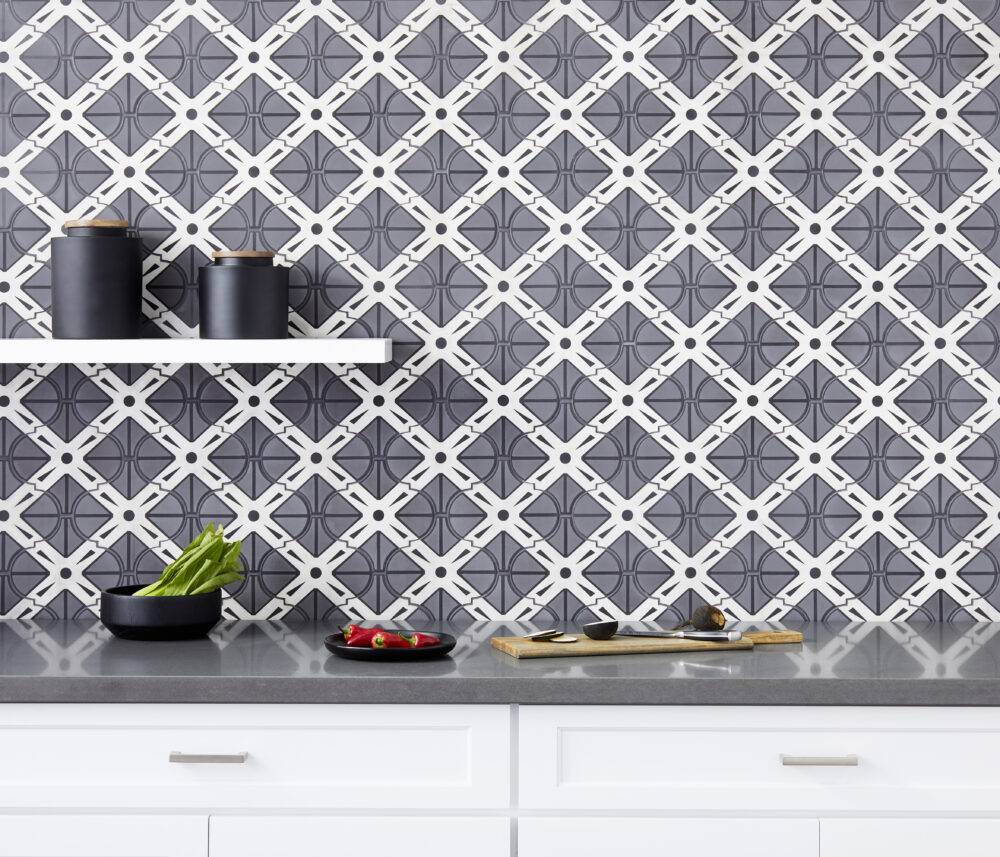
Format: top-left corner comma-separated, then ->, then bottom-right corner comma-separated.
0,0 -> 998,623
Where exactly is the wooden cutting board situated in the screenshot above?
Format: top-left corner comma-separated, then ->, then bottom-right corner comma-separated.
491,629 -> 803,659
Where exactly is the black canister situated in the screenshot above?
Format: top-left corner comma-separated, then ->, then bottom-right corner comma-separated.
199,251 -> 289,339
51,219 -> 142,339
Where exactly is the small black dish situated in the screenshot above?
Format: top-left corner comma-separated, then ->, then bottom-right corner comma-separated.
325,630 -> 456,661
100,584 -> 221,641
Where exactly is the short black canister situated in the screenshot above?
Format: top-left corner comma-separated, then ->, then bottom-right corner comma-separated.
199,250 -> 288,339
51,219 -> 142,339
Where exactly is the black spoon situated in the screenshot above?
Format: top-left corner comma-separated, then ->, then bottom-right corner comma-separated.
582,620 -> 742,643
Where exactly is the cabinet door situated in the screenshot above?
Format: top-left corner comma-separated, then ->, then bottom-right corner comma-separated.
0,816 -> 205,856
211,816 -> 508,857
822,819 -> 1000,855
520,818 -> 817,856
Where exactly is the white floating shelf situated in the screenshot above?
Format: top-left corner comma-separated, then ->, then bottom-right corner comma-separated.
0,338 -> 393,364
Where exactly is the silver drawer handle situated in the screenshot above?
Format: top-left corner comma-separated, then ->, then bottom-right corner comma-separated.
780,754 -> 859,767
169,751 -> 248,764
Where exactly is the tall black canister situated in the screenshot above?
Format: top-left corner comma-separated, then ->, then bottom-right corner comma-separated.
199,250 -> 288,339
51,219 -> 142,338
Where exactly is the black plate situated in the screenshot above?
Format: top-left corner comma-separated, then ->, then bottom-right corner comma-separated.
325,630 -> 456,661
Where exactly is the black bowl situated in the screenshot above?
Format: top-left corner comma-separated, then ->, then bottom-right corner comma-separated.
325,630 -> 456,661
100,585 -> 222,641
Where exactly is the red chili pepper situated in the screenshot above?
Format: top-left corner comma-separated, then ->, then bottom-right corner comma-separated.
403,632 -> 440,648
341,623 -> 365,642
343,624 -> 382,647
371,630 -> 409,649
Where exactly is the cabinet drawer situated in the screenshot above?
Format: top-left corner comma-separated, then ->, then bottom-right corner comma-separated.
0,704 -> 508,809
520,818 -> 817,856
822,819 -> 1000,855
211,816 -> 508,856
519,706 -> 1000,812
0,816 -> 206,856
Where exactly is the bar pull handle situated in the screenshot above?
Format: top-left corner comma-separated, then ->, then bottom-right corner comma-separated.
780,754 -> 859,767
169,751 -> 248,764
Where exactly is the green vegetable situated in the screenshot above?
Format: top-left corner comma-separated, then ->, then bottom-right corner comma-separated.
135,524 -> 244,597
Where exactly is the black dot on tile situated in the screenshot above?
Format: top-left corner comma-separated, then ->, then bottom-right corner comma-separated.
435,567 -> 447,578
498,280 -> 509,292
373,510 -> 385,521
560,567 -> 571,578
311,224 -> 322,234
435,337 -> 447,348
560,337 -> 571,349
873,50 -> 884,61
248,51 -> 259,62
811,108 -> 822,119
123,510 -> 135,521
560,108 -> 571,120
747,280 -> 758,292
872,395 -> 883,406
0,53 -> 8,63
748,510 -> 759,522
935,223 -> 946,234
123,52 -> 134,63
936,108 -> 947,119
373,166 -> 384,177
622,510 -> 634,521
684,452 -> 696,463
186,224 -> 197,235
311,108 -> 322,120
872,510 -> 883,521
436,108 -> 447,119
559,452 -> 571,464
248,166 -> 260,178
685,224 -> 696,234
61,568 -> 71,579
623,165 -> 634,176
123,166 -> 135,178
623,51 -> 634,62
0,168 -> 7,179
498,166 -> 509,177
748,165 -> 759,177
810,338 -> 821,349
809,452 -> 821,464
0,394 -> 10,405
248,510 -> 260,522
747,51 -> 759,62
934,452 -> 946,464
747,395 -> 758,406
686,109 -> 697,120
622,395 -> 633,406
0,511 -> 8,522
936,568 -> 946,579
61,453 -> 72,464
373,395 -> 385,406
685,337 -> 696,349
685,567 -> 696,578
186,452 -> 197,464
186,109 -> 197,120
560,223 -> 571,234
498,51 -> 509,62
60,109 -> 71,120
810,223 -> 821,234
123,395 -> 135,406
373,51 -> 384,61
622,280 -> 633,291
310,568 -> 321,579
436,223 -> 447,234
873,165 -> 884,176
497,394 -> 509,406
435,452 -> 447,463
498,509 -> 510,521
373,280 -> 385,291
311,452 -> 322,464
935,337 -> 946,349
248,395 -> 260,406
810,567 -> 821,579
872,280 -> 883,292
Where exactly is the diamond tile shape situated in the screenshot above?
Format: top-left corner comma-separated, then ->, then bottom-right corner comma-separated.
960,190 -> 1000,266
647,131 -> 736,212
897,131 -> 986,212
647,247 -> 734,325
0,74 -> 45,156
148,131 -> 237,213
459,533 -> 546,613
523,361 -> 610,441
833,189 -> 921,269
647,360 -> 736,441
22,18 -> 110,97
771,247 -> 860,326
714,0 -> 795,38
584,303 -> 672,383
833,417 -> 920,498
0,189 -> 46,270
584,417 -> 672,498
833,304 -> 921,384
85,74 -> 172,154
708,189 -> 796,269
287,247 -> 362,327
838,0 -> 920,38
959,305 -> 1000,379
583,533 -> 674,613
148,18 -> 236,97
707,533 -> 797,613
582,0 -> 663,38
212,0 -> 295,37
960,89 -> 1000,150
772,131 -> 861,212
210,74 -> 297,154
147,245 -> 204,326
334,417 -> 421,498
773,17 -> 860,96
209,418 -> 297,499
23,366 -> 111,441
832,534 -> 922,614
335,0 -> 421,38
398,131 -> 486,212
399,16 -> 485,97
460,73 -> 546,155
85,418 -> 172,498
522,131 -> 611,213
898,15 -> 986,96
272,475 -> 361,554
335,74 -> 422,153
709,74 -> 796,154
459,305 -> 547,384
897,475 -> 986,556
0,419 -> 46,498
960,422 -> 1000,497
210,189 -> 298,253
23,132 -> 112,210
0,2 -> 45,40
834,74 -> 921,154
148,366 -> 237,441
399,475 -> 486,554
771,475 -> 860,556
273,365 -> 361,442
397,246 -> 485,325
458,190 -> 547,268
771,361 -> 860,440
647,474 -> 735,555
273,18 -> 360,96
522,246 -> 610,325
336,532 -> 423,613
23,475 -> 111,555
584,189 -> 672,268
397,360 -> 486,441
333,189 -> 422,268
459,417 -> 546,498
708,305 -> 796,384
584,73 -> 673,154
895,360 -> 986,441
649,18 -> 734,97
708,417 -> 797,498
523,17 -> 610,96
274,132 -> 361,212
523,475 -> 610,555
897,247 -> 985,325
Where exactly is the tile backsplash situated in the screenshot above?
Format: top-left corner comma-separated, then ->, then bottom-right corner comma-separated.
1,0 -> 999,623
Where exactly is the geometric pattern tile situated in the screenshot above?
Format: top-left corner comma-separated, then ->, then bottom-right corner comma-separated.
0,0 -> 998,624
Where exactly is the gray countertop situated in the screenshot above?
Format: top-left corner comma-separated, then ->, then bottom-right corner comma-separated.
1,619 -> 1000,705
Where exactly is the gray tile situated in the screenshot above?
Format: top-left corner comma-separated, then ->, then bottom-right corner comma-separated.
771,475 -> 860,556
459,418 -> 546,499
708,417 -> 796,499
522,475 -> 610,555
459,305 -> 547,384
583,303 -> 672,383
582,533 -> 673,613
646,474 -> 735,554
833,418 -> 920,499
897,476 -> 986,556
833,304 -> 921,384
585,73 -> 672,154
895,360 -> 986,441
709,74 -> 796,154
647,361 -> 736,441
584,417 -> 672,498
708,305 -> 796,384
397,360 -> 486,441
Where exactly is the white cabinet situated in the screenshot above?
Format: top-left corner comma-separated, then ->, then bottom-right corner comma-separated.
519,818 -> 818,856
0,816 -> 205,856
821,818 -> 1000,854
211,817 -> 508,856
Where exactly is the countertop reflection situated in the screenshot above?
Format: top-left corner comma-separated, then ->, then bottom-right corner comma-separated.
0,619 -> 999,704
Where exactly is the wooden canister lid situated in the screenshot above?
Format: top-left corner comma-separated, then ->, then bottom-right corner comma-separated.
211,250 -> 276,259
63,219 -> 129,229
